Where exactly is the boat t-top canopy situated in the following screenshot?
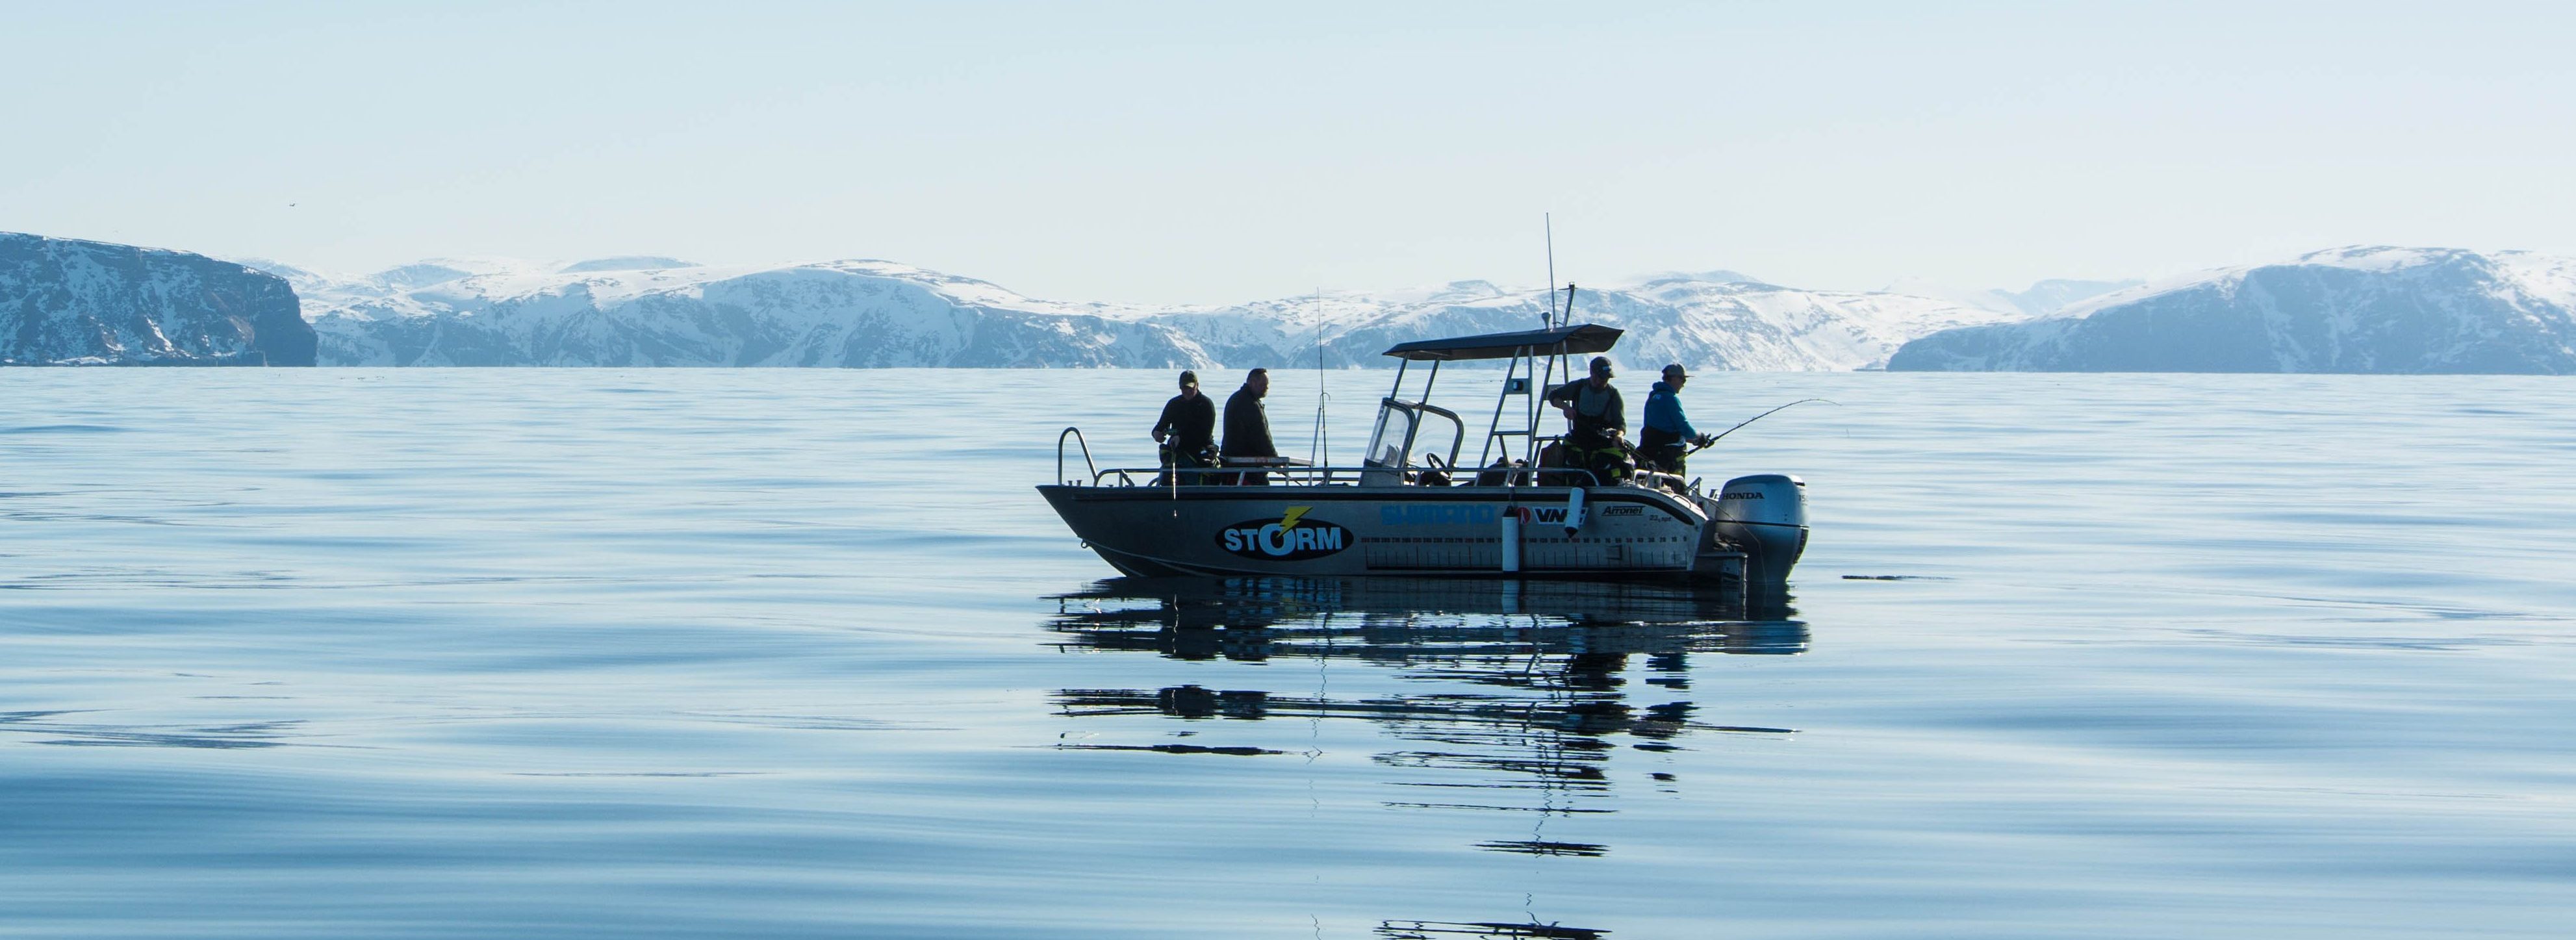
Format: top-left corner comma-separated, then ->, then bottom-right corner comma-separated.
1380,324 -> 1623,362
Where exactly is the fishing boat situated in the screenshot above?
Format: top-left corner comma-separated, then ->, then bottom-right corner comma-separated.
1039,309 -> 1808,600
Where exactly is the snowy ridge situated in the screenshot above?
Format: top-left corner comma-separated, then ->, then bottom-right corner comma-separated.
1880,277 -> 2145,317
1,233 -> 314,366
275,257 -> 1193,368
1887,247 -> 2576,374
280,257 -> 2049,370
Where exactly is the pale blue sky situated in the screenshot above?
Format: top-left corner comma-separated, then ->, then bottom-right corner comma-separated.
5,1 -> 2571,303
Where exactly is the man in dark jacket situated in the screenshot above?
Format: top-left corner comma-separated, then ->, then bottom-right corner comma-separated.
1151,370 -> 1217,484
1221,368 -> 1276,485
1640,363 -> 1716,476
1545,356 -> 1629,485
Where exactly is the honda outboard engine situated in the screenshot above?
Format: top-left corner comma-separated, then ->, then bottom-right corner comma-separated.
1713,474 -> 1807,598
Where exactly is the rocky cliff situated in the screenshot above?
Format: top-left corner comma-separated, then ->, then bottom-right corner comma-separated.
1,233 -> 314,366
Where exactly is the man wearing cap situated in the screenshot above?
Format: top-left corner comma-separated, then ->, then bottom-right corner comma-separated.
1641,363 -> 1718,476
1544,356 -> 1630,484
1151,370 -> 1217,484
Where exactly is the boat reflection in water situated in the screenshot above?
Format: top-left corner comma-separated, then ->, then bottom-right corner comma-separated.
1375,921 -> 1614,940
1048,576 -> 1804,660
1044,576 -> 1807,937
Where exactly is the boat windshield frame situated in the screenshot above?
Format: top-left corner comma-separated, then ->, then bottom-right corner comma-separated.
1361,397 -> 1466,485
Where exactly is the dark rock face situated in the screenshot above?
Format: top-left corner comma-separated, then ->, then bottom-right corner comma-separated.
1,233 -> 315,366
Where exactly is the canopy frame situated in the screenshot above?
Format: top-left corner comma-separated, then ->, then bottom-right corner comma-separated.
1368,320 -> 1625,474
1379,324 -> 1623,362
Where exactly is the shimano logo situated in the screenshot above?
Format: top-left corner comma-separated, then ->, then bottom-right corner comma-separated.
1381,504 -> 1499,526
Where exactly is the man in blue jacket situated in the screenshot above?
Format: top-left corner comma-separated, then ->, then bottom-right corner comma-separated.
1640,364 -> 1716,476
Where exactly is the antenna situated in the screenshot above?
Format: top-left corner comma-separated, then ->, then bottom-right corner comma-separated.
1543,213 -> 1557,327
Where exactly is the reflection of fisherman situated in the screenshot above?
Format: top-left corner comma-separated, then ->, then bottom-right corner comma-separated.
1151,370 -> 1216,484
1545,356 -> 1630,485
1221,368 -> 1276,485
1640,363 -> 1716,476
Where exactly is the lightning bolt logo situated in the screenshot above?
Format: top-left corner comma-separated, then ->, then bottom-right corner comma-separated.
1279,505 -> 1312,530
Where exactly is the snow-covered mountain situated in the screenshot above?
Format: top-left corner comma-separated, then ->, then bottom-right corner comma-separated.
2,233 -> 314,366
1880,277 -> 2143,317
274,257 -> 2026,370
265,257 -> 1204,368
64,234 -> 2566,374
1887,248 -> 2576,374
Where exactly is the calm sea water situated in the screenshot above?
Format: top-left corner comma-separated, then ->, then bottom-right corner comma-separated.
4,368 -> 2572,939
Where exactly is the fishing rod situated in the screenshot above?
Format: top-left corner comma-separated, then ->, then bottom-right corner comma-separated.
1308,290 -> 1330,469
1687,398 -> 1837,455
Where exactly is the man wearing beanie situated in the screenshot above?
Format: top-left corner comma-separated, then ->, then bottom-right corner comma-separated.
1151,370 -> 1216,484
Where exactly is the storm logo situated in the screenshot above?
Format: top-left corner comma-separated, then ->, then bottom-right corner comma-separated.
1217,506 -> 1351,561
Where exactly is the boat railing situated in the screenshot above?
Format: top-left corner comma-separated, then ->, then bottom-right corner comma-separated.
1056,426 -> 1101,486
1080,463 -> 1626,489
1052,424 -> 1702,496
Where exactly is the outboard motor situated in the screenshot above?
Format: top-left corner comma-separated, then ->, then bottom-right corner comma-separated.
1713,474 -> 1807,600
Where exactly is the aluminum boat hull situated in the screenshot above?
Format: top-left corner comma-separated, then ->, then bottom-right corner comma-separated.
1037,483 -> 1762,589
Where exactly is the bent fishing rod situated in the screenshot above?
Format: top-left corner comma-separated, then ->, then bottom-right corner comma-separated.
1686,398 -> 1837,455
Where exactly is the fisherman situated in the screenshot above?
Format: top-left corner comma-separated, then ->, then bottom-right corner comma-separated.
1639,363 -> 1717,476
1545,356 -> 1631,485
1150,370 -> 1216,485
1220,368 -> 1277,485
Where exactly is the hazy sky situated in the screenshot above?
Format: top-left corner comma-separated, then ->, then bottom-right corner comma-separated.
6,1 -> 2572,304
